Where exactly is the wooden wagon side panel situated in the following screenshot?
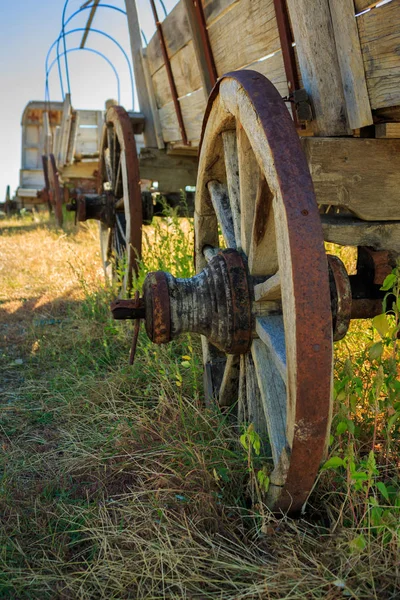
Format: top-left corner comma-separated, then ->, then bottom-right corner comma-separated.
146,1 -> 205,145
356,0 -> 400,110
146,0 -> 289,145
205,0 -> 282,74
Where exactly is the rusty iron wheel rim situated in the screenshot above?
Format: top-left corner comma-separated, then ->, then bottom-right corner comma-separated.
98,105 -> 142,295
195,70 -> 333,514
47,153 -> 63,227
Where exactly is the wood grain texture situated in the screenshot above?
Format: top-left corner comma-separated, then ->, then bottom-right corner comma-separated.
375,122 -> 400,137
208,0 -> 281,75
151,41 -> 202,108
354,0 -> 389,13
302,137 -> 400,221
158,88 -> 206,143
146,1 -> 191,75
321,215 -> 400,251
201,0 -> 238,25
357,0 -> 400,109
287,0 -> 350,135
329,0 -> 373,129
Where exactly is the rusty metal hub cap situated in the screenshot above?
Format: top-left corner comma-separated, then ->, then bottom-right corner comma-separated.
145,249 -> 252,352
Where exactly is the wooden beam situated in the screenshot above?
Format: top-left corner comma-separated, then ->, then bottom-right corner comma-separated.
80,0 -> 100,49
301,137 -> 400,221
182,0 -> 217,98
141,49 -> 165,149
357,0 -> 400,110
321,215 -> 400,253
286,0 -> 350,135
329,0 -> 373,129
125,0 -> 158,147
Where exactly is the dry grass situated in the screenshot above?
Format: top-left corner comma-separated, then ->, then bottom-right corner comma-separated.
0,212 -> 399,599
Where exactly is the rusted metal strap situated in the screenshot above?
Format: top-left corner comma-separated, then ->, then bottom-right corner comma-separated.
149,0 -> 189,145
191,0 -> 217,88
273,0 -> 300,127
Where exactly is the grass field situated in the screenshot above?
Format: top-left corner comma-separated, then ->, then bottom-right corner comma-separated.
0,211 -> 399,599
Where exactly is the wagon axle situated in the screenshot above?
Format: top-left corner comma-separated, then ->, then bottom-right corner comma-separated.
111,248 -> 386,351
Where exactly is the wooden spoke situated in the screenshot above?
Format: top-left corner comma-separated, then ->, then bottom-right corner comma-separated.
98,106 -> 142,295
255,316 -> 287,384
208,180 -> 236,249
254,272 -> 281,301
222,130 -> 241,247
247,177 -> 278,276
195,71 -> 333,514
104,148 -> 113,188
251,340 -> 289,483
244,353 -> 269,444
237,126 -> 260,255
114,155 -> 122,197
219,354 -> 240,407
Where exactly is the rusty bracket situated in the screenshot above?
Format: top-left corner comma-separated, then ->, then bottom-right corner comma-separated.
190,0 -> 217,89
149,0 -> 189,146
273,0 -> 312,128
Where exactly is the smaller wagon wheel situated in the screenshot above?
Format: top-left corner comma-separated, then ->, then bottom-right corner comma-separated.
46,153 -> 63,227
195,71 -> 333,513
98,105 -> 142,294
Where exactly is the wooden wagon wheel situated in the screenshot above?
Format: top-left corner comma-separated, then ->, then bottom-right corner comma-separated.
47,153 -> 63,227
98,105 -> 142,294
195,71 -> 333,513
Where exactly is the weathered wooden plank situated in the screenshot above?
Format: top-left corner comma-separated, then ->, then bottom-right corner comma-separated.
208,0 -> 281,75
151,41 -> 202,108
302,137 -> 400,221
354,1 -> 387,13
357,0 -> 400,109
321,215 -> 400,252
201,0 -> 238,25
146,1 -> 192,75
141,49 -> 165,149
125,0 -> 158,147
158,88 -> 206,143
375,122 -> 400,137
286,0 -> 350,135
329,0 -> 373,129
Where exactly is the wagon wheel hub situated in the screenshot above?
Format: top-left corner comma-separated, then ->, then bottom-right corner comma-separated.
112,248 -> 262,354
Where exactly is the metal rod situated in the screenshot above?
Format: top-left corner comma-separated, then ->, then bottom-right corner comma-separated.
80,0 -> 100,48
191,0 -> 217,88
273,0 -> 300,127
149,0 -> 189,145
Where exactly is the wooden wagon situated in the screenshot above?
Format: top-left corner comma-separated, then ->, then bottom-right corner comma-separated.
54,0 -> 400,514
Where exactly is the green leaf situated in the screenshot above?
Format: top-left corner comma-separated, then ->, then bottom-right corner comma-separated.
376,481 -> 390,502
180,361 -> 191,368
336,421 -> 348,435
381,273 -> 396,291
257,469 -> 270,492
387,411 -> 400,431
322,456 -> 344,470
349,534 -> 367,552
240,434 -> 248,450
368,341 -> 383,361
346,419 -> 355,434
373,313 -> 390,338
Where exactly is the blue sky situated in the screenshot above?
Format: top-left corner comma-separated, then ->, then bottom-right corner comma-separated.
0,0 -> 178,198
